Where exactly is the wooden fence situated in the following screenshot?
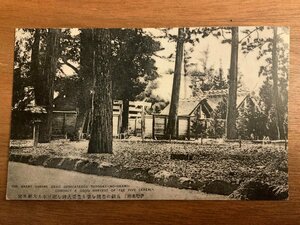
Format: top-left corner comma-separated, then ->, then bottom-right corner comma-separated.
122,115 -> 194,140
11,110 -> 215,141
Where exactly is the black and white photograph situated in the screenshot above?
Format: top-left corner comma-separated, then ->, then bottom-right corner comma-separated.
7,27 -> 289,200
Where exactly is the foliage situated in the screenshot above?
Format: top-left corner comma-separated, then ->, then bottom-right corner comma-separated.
236,98 -> 268,139
242,26 -> 289,139
136,80 -> 169,114
259,78 -> 288,139
13,28 -> 161,110
188,47 -> 227,97
207,97 -> 227,138
12,27 -> 289,141
191,119 -> 207,138
13,29 -> 36,107
110,29 -> 161,101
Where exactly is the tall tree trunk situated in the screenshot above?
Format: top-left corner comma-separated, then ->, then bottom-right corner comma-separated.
272,27 -> 282,140
73,29 -> 94,140
88,29 -> 113,154
30,29 -> 42,104
74,111 -> 89,140
121,97 -> 129,134
165,28 -> 185,139
120,31 -> 138,135
38,29 -> 60,143
226,27 -> 239,139
183,48 -> 188,99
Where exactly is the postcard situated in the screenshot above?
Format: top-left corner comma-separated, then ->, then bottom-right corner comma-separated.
7,27 -> 289,200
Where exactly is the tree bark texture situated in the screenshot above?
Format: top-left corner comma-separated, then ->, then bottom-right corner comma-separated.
38,29 -> 60,143
271,27 -> 283,140
165,28 -> 185,139
73,29 -> 94,140
30,29 -> 42,104
88,29 -> 113,154
226,27 -> 239,139
121,98 -> 129,134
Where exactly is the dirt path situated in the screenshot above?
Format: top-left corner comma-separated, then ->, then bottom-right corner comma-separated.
7,162 -> 229,200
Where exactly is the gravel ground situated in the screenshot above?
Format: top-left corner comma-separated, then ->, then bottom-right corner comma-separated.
9,139 -> 288,199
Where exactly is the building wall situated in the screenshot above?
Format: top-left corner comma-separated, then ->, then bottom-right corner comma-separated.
52,111 -> 77,137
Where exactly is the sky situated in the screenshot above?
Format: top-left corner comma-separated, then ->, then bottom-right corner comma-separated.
145,27 -> 289,101
15,27 -> 289,102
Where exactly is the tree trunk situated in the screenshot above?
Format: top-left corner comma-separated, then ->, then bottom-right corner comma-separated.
271,27 -> 283,140
30,29 -> 42,104
88,29 -> 113,154
38,29 -> 60,143
73,29 -> 94,140
121,97 -> 129,134
165,28 -> 185,139
74,110 -> 89,140
226,27 -> 239,140
120,43 -> 136,135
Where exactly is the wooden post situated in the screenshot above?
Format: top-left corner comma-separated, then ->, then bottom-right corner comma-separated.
201,133 -> 203,145
33,120 -> 41,147
152,115 -> 155,139
187,116 -> 191,140
33,124 -> 38,147
134,118 -> 137,136
141,106 -> 145,141
195,118 -> 199,140
86,111 -> 91,138
118,115 -> 121,139
176,117 -> 179,139
164,116 -> 167,136
62,113 -> 66,137
285,136 -> 287,150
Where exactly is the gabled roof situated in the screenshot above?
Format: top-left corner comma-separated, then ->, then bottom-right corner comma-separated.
53,94 -> 78,111
160,98 -> 206,116
160,89 -> 261,117
205,89 -> 250,111
237,94 -> 262,112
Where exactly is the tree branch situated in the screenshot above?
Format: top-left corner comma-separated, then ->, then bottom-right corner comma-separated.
58,67 -> 67,76
239,27 -> 261,44
59,58 -> 79,74
244,40 -> 269,57
64,61 -> 79,74
153,53 -> 175,62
